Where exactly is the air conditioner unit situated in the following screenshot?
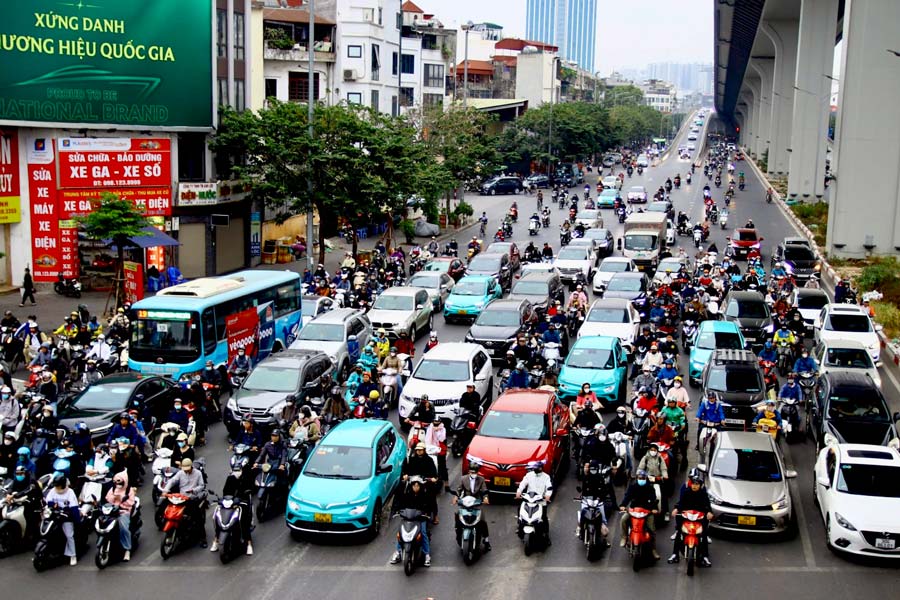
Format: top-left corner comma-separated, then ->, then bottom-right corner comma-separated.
343,69 -> 359,81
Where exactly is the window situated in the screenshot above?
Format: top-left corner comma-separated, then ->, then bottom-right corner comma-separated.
288,72 -> 320,102
370,89 -> 380,111
234,13 -> 245,60
347,92 -> 363,104
177,132 -> 207,182
217,78 -> 228,107
201,309 -> 216,354
371,44 -> 380,81
472,352 -> 487,376
396,11 -> 402,29
347,45 -> 362,58
265,78 -> 277,100
400,86 -> 413,106
391,95 -> 399,117
378,7 -> 383,25
217,9 -> 226,58
401,54 -> 415,74
234,79 -> 245,111
392,52 -> 398,76
274,283 -> 300,317
424,63 -> 444,88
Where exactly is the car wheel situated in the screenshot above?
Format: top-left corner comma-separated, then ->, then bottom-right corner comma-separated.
339,360 -> 350,383
824,516 -> 836,553
409,326 -> 417,341
426,314 -> 434,333
366,500 -> 383,542
490,189 -> 496,196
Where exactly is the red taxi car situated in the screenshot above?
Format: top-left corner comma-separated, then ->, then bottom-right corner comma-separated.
729,228 -> 764,260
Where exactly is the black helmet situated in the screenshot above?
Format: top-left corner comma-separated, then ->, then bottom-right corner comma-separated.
688,467 -> 704,485
51,472 -> 67,488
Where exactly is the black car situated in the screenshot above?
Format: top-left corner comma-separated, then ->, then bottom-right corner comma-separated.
700,350 -> 766,429
480,176 -> 523,196
809,372 -> 900,449
508,271 -> 565,315
722,290 -> 774,348
602,272 -> 650,316
583,228 -> 615,258
225,349 -> 334,436
57,374 -> 180,442
773,237 -> 820,281
465,299 -> 537,361
466,253 -> 513,291
524,174 -> 551,189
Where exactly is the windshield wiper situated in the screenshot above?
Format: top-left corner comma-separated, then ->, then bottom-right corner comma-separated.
308,473 -> 355,479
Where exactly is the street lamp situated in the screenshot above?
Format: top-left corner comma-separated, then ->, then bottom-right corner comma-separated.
461,20 -> 473,106
548,56 -> 560,174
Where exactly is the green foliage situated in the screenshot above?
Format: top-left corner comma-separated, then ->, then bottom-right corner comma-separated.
454,201 -> 474,218
399,219 -> 416,242
871,300 -> 900,339
857,259 -> 900,292
421,105 -> 500,185
78,192 -> 150,247
790,202 -> 828,246
265,28 -> 295,50
602,85 -> 644,108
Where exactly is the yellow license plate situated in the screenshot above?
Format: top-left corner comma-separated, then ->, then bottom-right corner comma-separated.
314,512 -> 332,523
493,476 -> 511,487
457,309 -> 466,314
737,515 -> 756,526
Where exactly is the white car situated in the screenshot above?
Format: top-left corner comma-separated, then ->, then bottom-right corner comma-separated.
399,343 -> 493,422
568,238 -> 599,266
365,287 -> 434,340
812,338 -> 882,389
687,133 -> 698,141
813,304 -> 882,365
579,298 -> 641,352
636,155 -> 649,168
574,209 -> 603,230
554,245 -> 595,288
665,219 -> 676,246
407,271 -> 455,311
687,142 -> 696,151
814,443 -> 900,558
601,176 -> 621,190
792,288 -> 829,332
593,257 -> 637,294
626,186 -> 647,203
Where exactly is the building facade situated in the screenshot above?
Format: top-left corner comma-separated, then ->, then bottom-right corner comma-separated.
525,0 -> 597,72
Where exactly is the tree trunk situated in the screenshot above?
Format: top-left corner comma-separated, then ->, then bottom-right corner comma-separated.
317,217 -> 327,267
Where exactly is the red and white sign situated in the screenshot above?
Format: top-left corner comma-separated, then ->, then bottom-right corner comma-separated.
56,138 -> 171,189
123,261 -> 145,304
226,307 -> 260,362
0,129 -> 21,224
26,137 -> 60,282
57,187 -> 172,218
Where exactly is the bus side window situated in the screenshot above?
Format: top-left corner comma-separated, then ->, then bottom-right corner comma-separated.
202,309 -> 217,354
275,284 -> 298,317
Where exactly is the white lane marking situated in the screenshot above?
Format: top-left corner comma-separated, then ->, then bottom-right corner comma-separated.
259,543 -> 309,600
782,442 -> 818,568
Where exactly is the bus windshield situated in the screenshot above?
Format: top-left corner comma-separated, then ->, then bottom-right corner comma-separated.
130,310 -> 201,364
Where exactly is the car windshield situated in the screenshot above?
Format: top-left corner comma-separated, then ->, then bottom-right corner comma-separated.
475,309 -> 520,327
696,331 -> 742,350
558,247 -> 588,260
586,229 -> 610,240
67,383 -> 134,412
827,390 -> 889,420
624,234 -> 657,251
408,274 -> 440,289
658,260 -> 682,272
242,365 -> 301,393
487,243 -> 511,254
706,367 -> 763,393
297,323 -> 344,342
628,187 -> 645,194
600,190 -> 617,198
424,261 -> 450,273
454,280 -> 487,296
607,277 -> 643,292
567,347 -> 615,369
648,203 -> 667,212
599,260 -> 630,273
303,445 -> 372,479
469,256 -> 501,271
836,464 -> 900,497
729,300 -> 769,319
576,211 -> 598,220
413,359 -> 470,382
478,410 -> 549,441
511,280 -> 548,296
587,307 -> 628,323
827,314 -> 872,333
372,294 -> 414,311
130,311 -> 201,363
301,302 -> 320,317
736,230 -> 758,242
783,246 -> 815,262
797,294 -> 828,310
712,448 -> 782,482
824,347 -> 874,369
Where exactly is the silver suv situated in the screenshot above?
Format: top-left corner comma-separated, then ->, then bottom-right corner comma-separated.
289,309 -> 372,382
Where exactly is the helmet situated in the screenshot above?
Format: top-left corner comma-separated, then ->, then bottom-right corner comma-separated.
176,433 -> 188,442
51,472 -> 67,488
75,421 -> 88,432
368,390 -> 380,399
97,334 -> 105,341
420,394 -> 429,402
674,375 -> 683,382
120,412 -> 130,420
0,385 -> 11,394
17,446 -> 30,457
527,461 -> 543,472
270,430 -> 282,440
430,332 -> 437,339
635,469 -> 648,479
415,442 -> 426,451
516,361 -> 526,370
638,386 -> 650,395
467,458 -> 482,471
688,467 -> 704,484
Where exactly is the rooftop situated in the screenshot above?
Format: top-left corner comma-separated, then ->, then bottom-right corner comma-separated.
495,38 -> 558,53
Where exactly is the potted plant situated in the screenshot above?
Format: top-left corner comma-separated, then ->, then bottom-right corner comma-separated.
399,219 -> 416,244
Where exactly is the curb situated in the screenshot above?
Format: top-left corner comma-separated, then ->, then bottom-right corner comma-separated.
741,147 -> 900,367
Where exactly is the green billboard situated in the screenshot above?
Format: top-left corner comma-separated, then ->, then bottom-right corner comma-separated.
0,0 -> 213,129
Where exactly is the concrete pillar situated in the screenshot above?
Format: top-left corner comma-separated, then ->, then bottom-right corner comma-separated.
748,62 -> 773,161
739,91 -> 755,149
827,0 -> 900,258
788,0 -> 838,201
735,110 -> 746,145
762,20 -> 798,175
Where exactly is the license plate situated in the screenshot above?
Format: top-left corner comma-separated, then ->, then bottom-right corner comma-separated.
724,418 -> 744,425
314,512 -> 332,523
494,476 -> 511,487
744,337 -> 756,343
737,515 -> 756,526
457,309 -> 466,314
876,538 -> 896,550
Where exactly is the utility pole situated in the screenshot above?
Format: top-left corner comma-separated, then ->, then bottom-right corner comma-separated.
306,0 -> 315,270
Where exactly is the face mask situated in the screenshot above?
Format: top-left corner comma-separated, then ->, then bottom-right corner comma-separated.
637,479 -> 647,487
674,382 -> 681,388
174,405 -> 182,411
115,481 -> 124,487
1,394 -> 9,400
206,367 -> 213,372
15,475 -> 25,482
182,468 -> 192,475
649,450 -> 659,457
3,439 -> 12,446
178,441 -> 186,448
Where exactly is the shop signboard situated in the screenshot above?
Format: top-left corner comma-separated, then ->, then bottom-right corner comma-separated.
123,260 -> 144,304
0,129 -> 21,223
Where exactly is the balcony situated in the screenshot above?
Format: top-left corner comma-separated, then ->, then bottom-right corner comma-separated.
264,45 -> 335,63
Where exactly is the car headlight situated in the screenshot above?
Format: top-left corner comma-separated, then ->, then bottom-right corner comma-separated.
349,500 -> 369,516
226,397 -> 238,412
834,512 -> 857,531
814,263 -> 821,271
707,491 -> 723,505
771,495 -> 788,511
601,384 -> 616,393
288,500 -> 301,512
464,333 -> 474,342
269,400 -> 288,416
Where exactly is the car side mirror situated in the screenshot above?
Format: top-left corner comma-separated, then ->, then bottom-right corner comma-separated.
696,463 -> 707,472
475,373 -> 487,382
416,304 -> 424,310
875,324 -> 884,332
555,427 -> 568,438
816,474 -> 830,488
377,464 -> 393,475
785,469 -> 798,479
893,411 -> 900,422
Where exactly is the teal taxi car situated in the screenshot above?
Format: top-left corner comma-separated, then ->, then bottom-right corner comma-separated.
285,419 -> 406,540
443,275 -> 502,323
557,335 -> 628,405
597,188 -> 621,208
688,320 -> 746,386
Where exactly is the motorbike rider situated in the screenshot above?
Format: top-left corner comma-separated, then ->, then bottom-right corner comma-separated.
778,374 -> 803,403
394,331 -> 415,358
638,439 -> 670,516
668,468 -> 713,566
220,458 -> 256,556
104,470 -> 137,561
656,359 -> 679,385
111,436 -> 142,487
81,360 -> 102,386
109,308 -> 131,339
69,421 -> 93,462
515,461 -> 553,544
576,460 -> 612,540
6,465 -> 41,538
634,365 -> 658,397
0,386 -> 18,434
645,343 -> 664,372
695,391 -> 725,447
773,323 -> 797,351
424,332 -> 439,353
453,459 -> 491,551
506,361 -> 531,390
758,341 -> 778,364
567,284 -> 588,311
44,472 -> 82,565
425,418 -> 449,492
253,428 -> 286,482
163,457 -> 208,548
389,476 -> 435,566
752,399 -> 784,431
405,395 -> 436,427
85,333 -> 112,363
459,384 -> 482,420
229,347 -> 252,374
619,469 -> 660,559
581,424 -> 616,469
167,398 -> 191,432
0,432 -> 18,472
36,401 -> 60,430
29,343 -> 52,368
379,347 -> 405,397
570,383 -> 602,424
524,242 -> 539,263
542,322 -> 562,345
233,417 -> 263,451
793,349 -> 818,374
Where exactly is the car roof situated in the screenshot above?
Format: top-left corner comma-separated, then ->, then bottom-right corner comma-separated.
517,271 -> 555,282
421,342 -> 482,360
836,444 -> 900,465
90,373 -> 147,388
783,236 -> 811,246
428,257 -> 456,263
819,338 -> 869,350
734,228 -> 756,234
821,371 -> 881,388
825,303 -> 867,315
379,287 -> 424,297
572,335 -> 617,349
609,272 -> 644,280
726,290 -> 766,302
588,298 -> 631,310
482,299 -> 526,311
321,419 -> 390,448
490,389 -> 555,413
261,348 -> 327,366
717,431 -> 777,452
796,288 -> 828,298
457,275 -> 493,285
310,308 -> 364,323
699,320 -> 741,333
600,257 -> 631,266
303,294 -> 325,304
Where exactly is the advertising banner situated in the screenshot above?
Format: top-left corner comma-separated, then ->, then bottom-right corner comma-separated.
58,186 -> 172,218
57,137 -> 171,188
0,0 -> 214,129
226,307 -> 260,363
123,260 -> 144,304
0,129 -> 21,223
250,212 -> 261,257
26,137 -> 60,281
59,219 -> 79,279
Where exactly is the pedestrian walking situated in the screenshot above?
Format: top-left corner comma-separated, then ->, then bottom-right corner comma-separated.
20,267 -> 36,307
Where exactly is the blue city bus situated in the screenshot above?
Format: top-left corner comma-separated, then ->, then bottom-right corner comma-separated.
127,270 -> 302,378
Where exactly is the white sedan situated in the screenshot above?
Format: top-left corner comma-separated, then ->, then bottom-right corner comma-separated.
814,304 -> 883,365
814,443 -> 900,558
601,176 -> 622,190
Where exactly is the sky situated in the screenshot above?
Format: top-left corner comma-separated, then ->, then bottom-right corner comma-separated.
414,0 -> 713,74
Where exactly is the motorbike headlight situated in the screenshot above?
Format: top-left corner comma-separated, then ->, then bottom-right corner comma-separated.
771,495 -> 788,511
834,512 -> 857,531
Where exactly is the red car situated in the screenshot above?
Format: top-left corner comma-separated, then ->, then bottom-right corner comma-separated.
462,389 -> 570,497
729,228 -> 763,260
423,257 -> 466,281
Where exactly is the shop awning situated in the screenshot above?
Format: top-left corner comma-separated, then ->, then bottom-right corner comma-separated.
106,227 -> 180,250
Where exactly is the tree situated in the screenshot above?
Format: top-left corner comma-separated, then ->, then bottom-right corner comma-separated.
78,192 -> 150,306
602,84 -> 644,108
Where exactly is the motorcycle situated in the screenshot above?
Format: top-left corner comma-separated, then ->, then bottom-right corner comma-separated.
456,494 -> 487,565
285,437 -> 310,484
153,465 -> 180,529
624,507 -> 654,572
94,500 -> 142,569
571,427 -> 593,472
776,342 -> 793,377
0,482 -> 37,557
449,407 -> 479,459
32,504 -> 89,571
380,367 -> 400,408
254,462 -> 287,521
229,368 -> 248,389
159,493 -> 205,559
211,493 -> 249,564
697,421 -> 720,464
780,396 -> 803,444
395,506 -> 429,576
78,472 -> 109,526
617,207 -> 627,224
609,431 -> 632,485
577,490 -> 610,561
542,342 -> 561,376
681,319 -> 697,349
53,274 -> 82,298
559,227 -> 571,246
720,211 -> 729,230
528,220 -> 539,236
630,407 -> 653,461
541,213 -> 551,228
517,491 -> 549,556
678,509 -> 706,576
692,229 -> 702,249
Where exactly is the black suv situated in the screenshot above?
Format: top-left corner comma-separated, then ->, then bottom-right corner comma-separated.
507,271 -> 565,315
809,372 -> 900,449
225,349 -> 333,436
465,299 -> 537,361
701,349 -> 766,429
722,290 -> 774,348
480,176 -> 523,196
773,237 -> 820,281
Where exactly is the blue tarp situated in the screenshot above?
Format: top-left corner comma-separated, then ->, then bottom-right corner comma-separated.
106,226 -> 180,250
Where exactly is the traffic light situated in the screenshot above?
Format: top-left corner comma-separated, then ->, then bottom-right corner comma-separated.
736,126 -> 741,133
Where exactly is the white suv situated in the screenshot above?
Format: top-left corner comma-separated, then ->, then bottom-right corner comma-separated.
813,304 -> 882,365
398,343 -> 493,424
365,287 -> 433,340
